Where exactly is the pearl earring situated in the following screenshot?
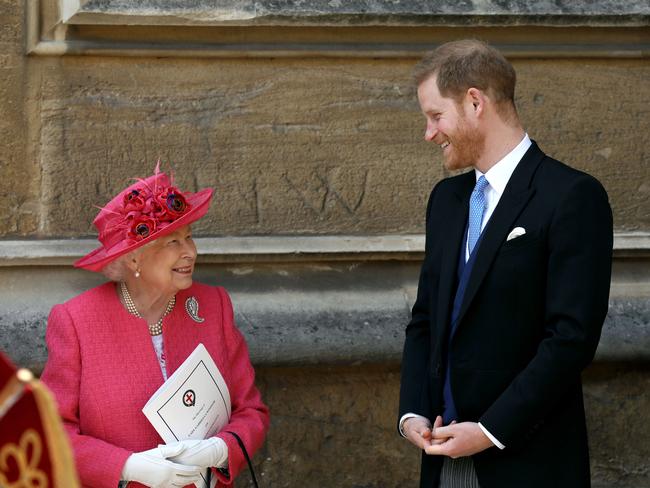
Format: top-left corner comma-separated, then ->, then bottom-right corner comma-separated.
135,269 -> 141,278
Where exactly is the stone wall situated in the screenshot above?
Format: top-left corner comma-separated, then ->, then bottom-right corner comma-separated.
11,57 -> 650,238
1,0 -> 649,486
252,363 -> 650,488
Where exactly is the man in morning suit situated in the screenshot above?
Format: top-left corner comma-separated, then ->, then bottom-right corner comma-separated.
398,40 -> 613,487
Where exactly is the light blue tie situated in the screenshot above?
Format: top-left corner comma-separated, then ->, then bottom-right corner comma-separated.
468,176 -> 489,255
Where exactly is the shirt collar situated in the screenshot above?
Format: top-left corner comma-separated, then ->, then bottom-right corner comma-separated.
474,134 -> 532,196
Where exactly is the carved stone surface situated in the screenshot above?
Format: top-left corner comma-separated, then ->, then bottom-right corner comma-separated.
515,60 -> 650,231
2,262 -> 649,370
35,57 -> 433,237
3,1 -> 648,238
2,1 -> 649,486
252,364 -> 421,488
1,260 -> 649,487
0,0 -> 39,235
584,363 -> 650,488
77,0 -> 650,25
246,363 -> 650,488
23,58 -> 649,238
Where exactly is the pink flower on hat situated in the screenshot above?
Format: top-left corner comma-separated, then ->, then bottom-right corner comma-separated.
119,184 -> 191,240
75,162 -> 214,272
128,215 -> 158,241
123,188 -> 147,212
156,186 -> 191,221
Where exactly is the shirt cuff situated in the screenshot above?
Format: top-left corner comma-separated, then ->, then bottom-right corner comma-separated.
478,422 -> 505,450
399,413 -> 431,438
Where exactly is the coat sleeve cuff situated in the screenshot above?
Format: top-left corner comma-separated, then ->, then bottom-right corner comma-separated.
478,422 -> 505,449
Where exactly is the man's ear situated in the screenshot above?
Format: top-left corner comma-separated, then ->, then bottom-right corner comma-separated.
465,87 -> 486,118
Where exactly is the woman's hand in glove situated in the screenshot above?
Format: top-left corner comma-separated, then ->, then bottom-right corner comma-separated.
122,444 -> 203,488
160,437 -> 228,469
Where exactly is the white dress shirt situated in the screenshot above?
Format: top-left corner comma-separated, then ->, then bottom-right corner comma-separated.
400,134 -> 532,450
466,134 -> 532,261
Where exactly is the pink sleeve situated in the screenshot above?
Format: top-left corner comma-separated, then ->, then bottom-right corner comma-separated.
214,288 -> 270,484
41,304 -> 132,488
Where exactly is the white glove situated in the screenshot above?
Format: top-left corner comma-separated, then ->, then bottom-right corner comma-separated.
122,445 -> 203,488
161,438 -> 228,470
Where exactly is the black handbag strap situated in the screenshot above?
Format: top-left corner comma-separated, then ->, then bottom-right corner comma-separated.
225,431 -> 260,488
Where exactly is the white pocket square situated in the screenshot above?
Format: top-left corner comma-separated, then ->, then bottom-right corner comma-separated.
506,227 -> 526,241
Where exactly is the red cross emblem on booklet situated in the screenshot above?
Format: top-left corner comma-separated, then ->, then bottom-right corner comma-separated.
183,389 -> 196,407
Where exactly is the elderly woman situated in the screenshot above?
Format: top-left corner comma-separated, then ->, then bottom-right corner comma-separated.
41,164 -> 269,488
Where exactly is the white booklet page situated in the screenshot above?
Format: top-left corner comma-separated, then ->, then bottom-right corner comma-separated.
143,343 -> 231,488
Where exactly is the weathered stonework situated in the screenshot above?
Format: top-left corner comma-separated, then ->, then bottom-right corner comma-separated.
35,57 -> 428,237
244,363 -> 650,488
584,363 -> 650,488
2,261 -> 649,371
252,365 -> 420,488
72,0 -> 650,26
2,1 -> 649,487
19,57 -> 650,238
2,277 -> 648,487
516,60 -> 650,231
0,0 -> 39,236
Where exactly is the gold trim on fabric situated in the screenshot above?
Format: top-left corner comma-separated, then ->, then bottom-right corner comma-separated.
0,376 -> 24,421
0,369 -> 80,488
31,380 -> 80,488
0,428 -> 48,488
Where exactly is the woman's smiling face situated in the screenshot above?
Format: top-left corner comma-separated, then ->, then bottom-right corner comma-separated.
135,225 -> 197,296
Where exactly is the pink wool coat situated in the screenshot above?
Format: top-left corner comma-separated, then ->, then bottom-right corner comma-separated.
41,282 -> 269,488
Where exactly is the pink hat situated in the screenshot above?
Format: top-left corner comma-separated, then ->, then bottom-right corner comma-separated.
74,163 -> 213,272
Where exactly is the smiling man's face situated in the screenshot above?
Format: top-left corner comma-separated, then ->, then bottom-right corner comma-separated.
417,75 -> 485,171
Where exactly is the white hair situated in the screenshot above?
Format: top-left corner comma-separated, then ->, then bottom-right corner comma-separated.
98,223 -> 197,282
100,253 -> 133,282
100,240 -> 160,282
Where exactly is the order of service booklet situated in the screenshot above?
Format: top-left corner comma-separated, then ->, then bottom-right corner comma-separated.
142,343 -> 231,488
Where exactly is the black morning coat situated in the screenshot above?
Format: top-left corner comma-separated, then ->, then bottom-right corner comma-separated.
399,142 -> 613,488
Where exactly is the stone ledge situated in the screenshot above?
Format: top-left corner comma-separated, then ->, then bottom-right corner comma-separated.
1,292 -> 648,371
0,232 -> 648,266
234,294 -> 650,366
65,0 -> 650,27
29,1 -> 650,58
1,235 -> 647,371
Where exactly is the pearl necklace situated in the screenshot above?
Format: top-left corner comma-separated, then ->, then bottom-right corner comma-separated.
120,282 -> 175,336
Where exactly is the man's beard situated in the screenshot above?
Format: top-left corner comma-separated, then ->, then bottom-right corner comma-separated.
443,115 -> 485,171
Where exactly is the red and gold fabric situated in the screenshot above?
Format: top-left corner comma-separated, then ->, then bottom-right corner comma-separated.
0,351 -> 80,488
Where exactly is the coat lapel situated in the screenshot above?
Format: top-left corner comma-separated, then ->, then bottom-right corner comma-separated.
434,172 -> 474,347
455,143 -> 545,327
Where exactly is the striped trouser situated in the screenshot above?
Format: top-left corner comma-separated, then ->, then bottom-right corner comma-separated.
439,456 -> 481,488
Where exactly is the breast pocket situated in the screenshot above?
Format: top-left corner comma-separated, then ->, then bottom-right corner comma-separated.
491,229 -> 547,321
490,228 -> 547,294
498,229 -> 543,256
